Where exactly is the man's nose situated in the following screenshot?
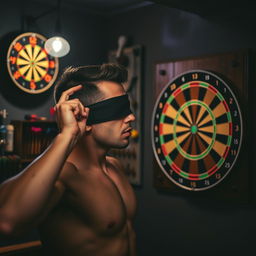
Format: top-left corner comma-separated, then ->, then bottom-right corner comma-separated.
125,113 -> 136,122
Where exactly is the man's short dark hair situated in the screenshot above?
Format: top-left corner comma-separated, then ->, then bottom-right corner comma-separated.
54,63 -> 128,106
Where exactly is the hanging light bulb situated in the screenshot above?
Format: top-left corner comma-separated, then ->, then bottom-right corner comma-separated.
45,36 -> 70,57
44,0 -> 70,58
52,38 -> 62,52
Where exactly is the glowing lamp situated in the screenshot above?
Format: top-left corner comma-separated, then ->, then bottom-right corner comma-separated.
45,36 -> 70,57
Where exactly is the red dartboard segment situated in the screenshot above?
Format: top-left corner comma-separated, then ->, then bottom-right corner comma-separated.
207,165 -> 219,176
161,144 -> 168,156
173,88 -> 182,97
190,82 -> 200,87
209,85 -> 218,94
7,32 -> 59,94
171,163 -> 181,174
159,123 -> 164,135
163,103 -> 169,114
223,100 -> 229,112
152,70 -> 243,191
229,123 -> 233,136
223,146 -> 230,159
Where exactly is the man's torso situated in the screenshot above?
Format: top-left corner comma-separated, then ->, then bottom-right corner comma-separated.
39,157 -> 136,256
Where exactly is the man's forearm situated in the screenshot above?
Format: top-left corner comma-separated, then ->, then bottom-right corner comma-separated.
0,132 -> 76,234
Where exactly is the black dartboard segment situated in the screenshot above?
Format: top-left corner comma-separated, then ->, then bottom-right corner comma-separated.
152,70 -> 243,191
7,32 -> 59,94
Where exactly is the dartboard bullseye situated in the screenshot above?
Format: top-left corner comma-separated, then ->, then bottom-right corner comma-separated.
152,70 -> 243,191
7,32 -> 59,94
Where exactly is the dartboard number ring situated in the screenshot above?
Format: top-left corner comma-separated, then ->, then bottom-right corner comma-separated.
7,32 -> 59,94
152,70 -> 243,191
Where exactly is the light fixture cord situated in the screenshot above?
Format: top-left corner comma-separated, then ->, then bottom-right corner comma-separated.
55,0 -> 62,34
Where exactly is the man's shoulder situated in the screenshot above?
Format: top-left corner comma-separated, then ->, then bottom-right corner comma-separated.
58,161 -> 78,184
107,155 -> 120,166
106,156 -> 125,173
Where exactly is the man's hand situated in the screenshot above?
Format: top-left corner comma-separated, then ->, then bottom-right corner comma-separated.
55,85 -> 89,139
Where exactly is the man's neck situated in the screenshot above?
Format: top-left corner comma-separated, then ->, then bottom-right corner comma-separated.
67,136 -> 110,173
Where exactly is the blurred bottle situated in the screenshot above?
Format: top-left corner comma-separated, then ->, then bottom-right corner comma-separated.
5,124 -> 14,153
0,109 -> 7,156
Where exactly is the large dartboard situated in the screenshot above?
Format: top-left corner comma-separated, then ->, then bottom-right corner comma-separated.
152,70 -> 243,191
7,32 -> 59,94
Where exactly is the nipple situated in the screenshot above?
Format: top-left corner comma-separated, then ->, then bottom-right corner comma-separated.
107,221 -> 115,229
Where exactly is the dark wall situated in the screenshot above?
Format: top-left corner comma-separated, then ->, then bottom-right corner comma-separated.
106,4 -> 256,256
0,1 -> 107,123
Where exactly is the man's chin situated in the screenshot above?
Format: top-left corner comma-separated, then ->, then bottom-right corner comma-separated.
114,140 -> 130,149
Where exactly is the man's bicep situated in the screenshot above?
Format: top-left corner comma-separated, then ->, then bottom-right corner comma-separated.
36,180 -> 65,224
37,161 -> 75,224
46,180 -> 66,211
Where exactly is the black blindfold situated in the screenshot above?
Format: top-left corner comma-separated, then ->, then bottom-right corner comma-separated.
86,94 -> 132,125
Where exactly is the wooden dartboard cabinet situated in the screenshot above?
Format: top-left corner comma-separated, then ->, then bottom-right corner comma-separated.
153,50 -> 253,203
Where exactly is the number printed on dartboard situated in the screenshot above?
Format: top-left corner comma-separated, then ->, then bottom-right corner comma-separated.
152,70 -> 243,191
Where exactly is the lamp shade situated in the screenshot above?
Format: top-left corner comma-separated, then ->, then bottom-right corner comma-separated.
45,36 -> 70,57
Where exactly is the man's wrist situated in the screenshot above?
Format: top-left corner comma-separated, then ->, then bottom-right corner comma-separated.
55,132 -> 78,153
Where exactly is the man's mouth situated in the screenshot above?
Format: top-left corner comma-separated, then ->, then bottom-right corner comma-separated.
122,127 -> 132,134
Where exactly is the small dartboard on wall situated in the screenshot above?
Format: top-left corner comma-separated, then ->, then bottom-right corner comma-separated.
152,70 -> 243,191
7,32 -> 59,94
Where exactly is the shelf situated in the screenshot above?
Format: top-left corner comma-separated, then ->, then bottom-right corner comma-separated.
0,240 -> 42,254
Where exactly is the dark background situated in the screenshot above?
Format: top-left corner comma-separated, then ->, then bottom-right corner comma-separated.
1,1 -> 256,255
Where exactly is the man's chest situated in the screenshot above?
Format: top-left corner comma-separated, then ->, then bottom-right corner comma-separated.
62,170 -> 136,234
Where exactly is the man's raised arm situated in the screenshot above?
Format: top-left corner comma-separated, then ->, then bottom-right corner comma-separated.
0,85 -> 89,237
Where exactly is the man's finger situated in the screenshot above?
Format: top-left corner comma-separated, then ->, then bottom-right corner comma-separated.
58,85 -> 82,104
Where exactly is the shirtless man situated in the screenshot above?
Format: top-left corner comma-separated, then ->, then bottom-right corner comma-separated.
0,63 -> 137,256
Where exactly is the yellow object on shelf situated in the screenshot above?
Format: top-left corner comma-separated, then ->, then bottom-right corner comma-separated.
131,129 -> 139,139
